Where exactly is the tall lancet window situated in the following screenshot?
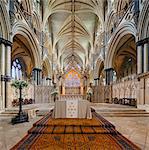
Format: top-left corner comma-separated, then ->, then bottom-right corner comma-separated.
11,59 -> 23,80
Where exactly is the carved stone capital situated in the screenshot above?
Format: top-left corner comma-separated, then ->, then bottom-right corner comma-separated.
0,37 -> 12,47
1,75 -> 11,82
136,37 -> 149,46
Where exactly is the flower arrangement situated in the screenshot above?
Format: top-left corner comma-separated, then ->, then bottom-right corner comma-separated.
11,80 -> 29,103
11,80 -> 28,89
11,80 -> 29,124
11,80 -> 28,104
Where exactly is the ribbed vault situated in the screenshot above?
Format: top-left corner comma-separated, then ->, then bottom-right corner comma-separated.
43,0 -> 104,69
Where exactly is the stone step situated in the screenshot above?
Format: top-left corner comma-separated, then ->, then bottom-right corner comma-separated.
36,110 -> 50,116
92,106 -> 146,111
100,113 -> 149,117
96,111 -> 148,114
1,111 -> 18,114
95,109 -> 145,112
0,113 -> 16,117
0,110 -> 18,118
97,112 -> 149,116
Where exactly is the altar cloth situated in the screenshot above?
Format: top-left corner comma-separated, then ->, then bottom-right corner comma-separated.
53,99 -> 92,119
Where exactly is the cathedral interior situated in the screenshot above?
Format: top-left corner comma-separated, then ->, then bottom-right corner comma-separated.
0,0 -> 149,149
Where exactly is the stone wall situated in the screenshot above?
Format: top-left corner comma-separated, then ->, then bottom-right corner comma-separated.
93,74 -> 149,110
137,73 -> 149,110
7,84 -> 53,107
112,79 -> 138,100
92,84 -> 105,103
34,85 -> 52,103
8,83 -> 35,108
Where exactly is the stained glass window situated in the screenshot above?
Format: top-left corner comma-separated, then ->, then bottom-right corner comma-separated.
65,70 -> 80,87
11,59 -> 23,80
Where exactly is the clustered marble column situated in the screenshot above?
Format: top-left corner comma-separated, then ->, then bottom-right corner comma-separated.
105,68 -> 114,85
33,68 -> 42,85
0,37 -> 12,110
137,38 -> 149,74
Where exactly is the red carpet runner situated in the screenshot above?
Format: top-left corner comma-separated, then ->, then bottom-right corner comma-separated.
11,109 -> 141,150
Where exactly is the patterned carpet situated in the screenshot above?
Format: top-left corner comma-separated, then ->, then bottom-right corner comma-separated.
11,110 -> 141,150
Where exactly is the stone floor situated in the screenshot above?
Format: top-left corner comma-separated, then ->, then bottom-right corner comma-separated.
0,117 -> 42,150
0,103 -> 149,150
104,116 -> 149,150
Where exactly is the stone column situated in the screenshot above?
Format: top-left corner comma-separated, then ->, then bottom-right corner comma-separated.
137,45 -> 143,74
46,78 -> 50,86
33,68 -> 41,85
105,68 -> 114,85
33,69 -> 38,85
133,0 -> 140,24
5,45 -> 11,76
144,43 -> 148,72
0,38 -> 12,109
97,78 -> 99,86
0,43 -> 5,110
5,44 -> 12,108
39,69 -> 42,85
0,43 -> 5,75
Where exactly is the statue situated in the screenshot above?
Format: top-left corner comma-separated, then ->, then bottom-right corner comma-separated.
86,83 -> 93,102
51,83 -> 59,102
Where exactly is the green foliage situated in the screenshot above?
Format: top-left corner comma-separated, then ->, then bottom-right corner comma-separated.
11,80 -> 28,89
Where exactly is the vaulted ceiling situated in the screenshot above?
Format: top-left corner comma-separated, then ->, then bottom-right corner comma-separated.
43,0 -> 105,69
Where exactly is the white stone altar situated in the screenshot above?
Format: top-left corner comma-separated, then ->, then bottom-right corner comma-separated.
59,95 -> 83,101
66,100 -> 78,118
53,97 -> 92,119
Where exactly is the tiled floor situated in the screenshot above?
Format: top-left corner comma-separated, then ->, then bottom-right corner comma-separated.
0,103 -> 149,150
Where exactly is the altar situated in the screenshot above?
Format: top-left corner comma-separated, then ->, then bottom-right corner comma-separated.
53,99 -> 92,119
60,94 -> 83,100
52,68 -> 92,118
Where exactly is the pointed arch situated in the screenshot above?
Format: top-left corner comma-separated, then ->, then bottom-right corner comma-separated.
12,21 -> 41,68
0,1 -> 11,40
138,0 -> 149,40
95,58 -> 104,78
105,21 -> 137,69
43,55 -> 52,77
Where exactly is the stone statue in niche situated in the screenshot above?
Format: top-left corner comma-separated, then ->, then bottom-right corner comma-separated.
51,83 -> 59,102
86,83 -> 93,102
